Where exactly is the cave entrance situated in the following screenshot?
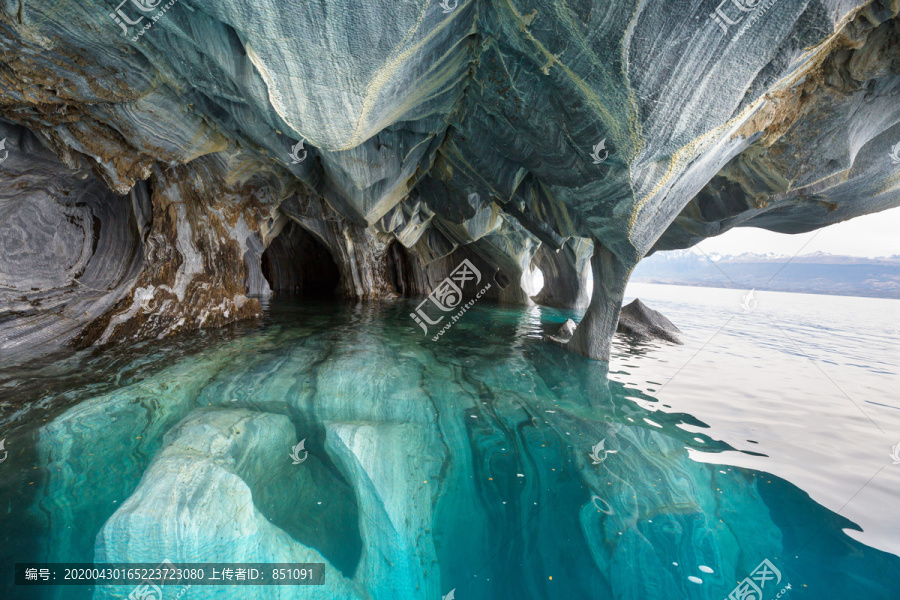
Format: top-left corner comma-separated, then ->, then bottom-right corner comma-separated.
261,221 -> 340,298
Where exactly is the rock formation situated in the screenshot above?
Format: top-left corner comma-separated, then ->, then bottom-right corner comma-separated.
546,298 -> 682,346
1,0 -> 899,361
29,320 -> 851,600
616,299 -> 682,345
546,318 -> 578,345
93,408 -> 366,600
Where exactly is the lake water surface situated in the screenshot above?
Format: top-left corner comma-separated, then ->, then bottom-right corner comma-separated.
0,284 -> 897,600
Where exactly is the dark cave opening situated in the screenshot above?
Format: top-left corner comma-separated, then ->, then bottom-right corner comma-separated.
261,221 -> 340,298
385,240 -> 416,297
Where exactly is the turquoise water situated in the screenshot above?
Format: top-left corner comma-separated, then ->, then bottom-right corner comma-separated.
0,287 -> 898,599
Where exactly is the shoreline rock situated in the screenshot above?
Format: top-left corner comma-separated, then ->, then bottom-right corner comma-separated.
546,299 -> 682,348
616,299 -> 682,345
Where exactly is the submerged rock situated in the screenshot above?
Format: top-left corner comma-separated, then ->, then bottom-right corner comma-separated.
545,318 -> 578,345
27,322 -> 799,600
93,408 -> 365,600
326,423 -> 444,600
548,299 -> 680,347
616,299 -> 683,345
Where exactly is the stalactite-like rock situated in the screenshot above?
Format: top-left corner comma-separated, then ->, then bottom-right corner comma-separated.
653,10 -> 900,252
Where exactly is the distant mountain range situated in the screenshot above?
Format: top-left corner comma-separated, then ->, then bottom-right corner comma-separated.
631,250 -> 900,299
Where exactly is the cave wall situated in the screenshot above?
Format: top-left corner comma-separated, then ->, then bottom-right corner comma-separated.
0,122 -> 142,357
532,238 -> 594,310
73,155 -> 285,347
279,193 -> 404,300
1,0 -> 899,361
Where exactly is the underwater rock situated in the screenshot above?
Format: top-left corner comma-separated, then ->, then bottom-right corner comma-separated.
31,342 -> 262,594
93,408 -> 365,600
549,299 -> 680,347
326,423 -> 444,600
545,318 -> 578,345
15,297 -> 900,600
1,0 -> 899,360
616,299 -> 683,345
577,426 -> 783,599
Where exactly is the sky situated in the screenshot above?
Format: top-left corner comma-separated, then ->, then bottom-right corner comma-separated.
694,205 -> 900,258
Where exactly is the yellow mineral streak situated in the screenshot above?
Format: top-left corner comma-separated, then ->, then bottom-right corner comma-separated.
245,42 -> 307,142
346,2 -> 474,151
626,1 -> 876,241
500,0 -> 627,141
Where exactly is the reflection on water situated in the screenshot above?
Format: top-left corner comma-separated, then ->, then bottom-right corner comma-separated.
0,294 -> 898,599
616,283 -> 900,557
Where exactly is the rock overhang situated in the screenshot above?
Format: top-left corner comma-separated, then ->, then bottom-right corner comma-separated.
0,0 -> 899,360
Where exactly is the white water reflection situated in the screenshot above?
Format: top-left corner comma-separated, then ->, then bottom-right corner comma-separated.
616,283 -> 900,556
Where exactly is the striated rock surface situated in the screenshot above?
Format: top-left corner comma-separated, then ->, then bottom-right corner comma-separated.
21,311 -> 842,600
1,0 -> 899,360
0,123 -> 142,356
326,423 -> 444,599
93,408 -> 365,600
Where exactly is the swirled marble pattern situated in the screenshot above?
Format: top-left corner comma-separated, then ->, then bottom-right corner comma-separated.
1,0 -> 900,359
